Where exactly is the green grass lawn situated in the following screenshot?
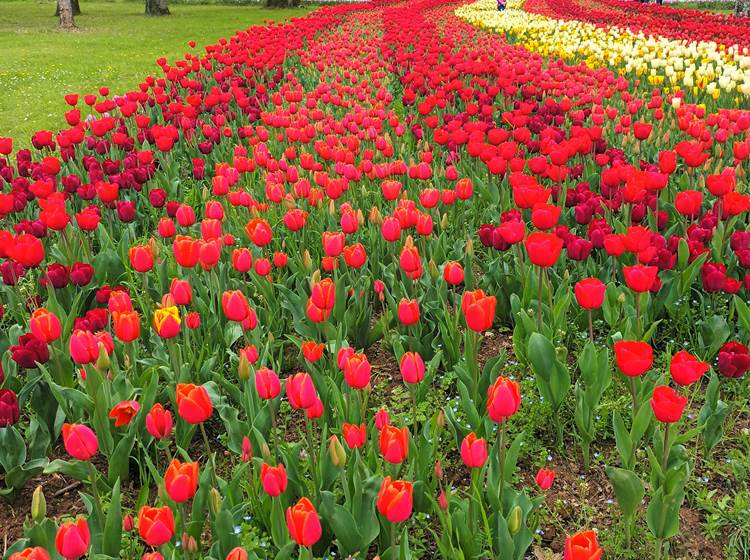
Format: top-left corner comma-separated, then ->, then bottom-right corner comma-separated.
670,1 -> 736,13
0,0 -> 313,146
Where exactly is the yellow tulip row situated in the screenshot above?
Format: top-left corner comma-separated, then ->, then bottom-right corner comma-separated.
455,0 -> 750,102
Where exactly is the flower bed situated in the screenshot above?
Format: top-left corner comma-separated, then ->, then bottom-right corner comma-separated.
0,0 -> 749,558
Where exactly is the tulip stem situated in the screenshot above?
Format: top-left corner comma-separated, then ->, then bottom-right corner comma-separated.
497,419 -> 507,512
661,424 -> 671,474
200,422 -> 218,486
635,293 -> 642,339
410,387 -> 419,440
587,309 -> 594,343
629,377 -> 638,416
88,462 -> 105,530
537,266 -> 543,332
305,419 -> 319,497
390,521 -> 398,560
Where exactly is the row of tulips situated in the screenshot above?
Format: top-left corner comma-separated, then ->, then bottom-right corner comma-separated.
1,0 -> 750,557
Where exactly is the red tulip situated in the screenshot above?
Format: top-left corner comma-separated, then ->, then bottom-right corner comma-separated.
62,423 -> 98,460
69,329 -> 101,365
717,341 -> 750,378
138,506 -> 175,546
377,477 -> 413,523
175,383 -> 213,424
564,530 -> 602,560
524,232 -> 563,268
9,547 -> 50,560
225,547 -> 248,560
260,463 -> 288,496
651,386 -> 687,423
344,353 -> 371,389
30,308 -> 62,343
222,290 -> 249,322
322,231 -> 345,257
286,372 -> 317,409
286,497 -> 322,547
460,432 -> 487,468
399,351 -> 425,384
245,218 -> 273,247
109,400 -> 140,428
55,518 -> 90,559
535,467 -> 555,490
301,341 -> 324,362
487,376 -> 521,422
614,341 -> 653,377
255,367 -> 281,399
170,279 -> 192,305
129,244 -> 154,273
669,350 -> 709,386
574,278 -> 606,310
164,459 -> 199,503
622,265 -> 658,293
112,310 -> 140,343
397,298 -> 420,326
342,423 -> 367,449
146,403 -> 173,439
443,261 -> 464,285
380,424 -> 409,464
461,289 -> 496,332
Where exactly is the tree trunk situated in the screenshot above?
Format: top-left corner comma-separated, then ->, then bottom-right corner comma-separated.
58,0 -> 76,29
737,0 -> 750,17
55,0 -> 81,17
145,0 -> 170,16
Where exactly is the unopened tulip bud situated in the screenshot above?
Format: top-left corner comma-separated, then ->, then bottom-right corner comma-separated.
202,187 -> 209,201
436,409 -> 446,430
303,250 -> 312,271
508,505 -> 522,535
434,459 -> 443,479
310,269 -> 321,288
238,355 -> 251,382
466,238 -> 474,257
369,206 -> 382,225
328,435 -> 346,468
261,442 -> 272,461
123,514 -> 134,532
428,259 -> 439,281
183,533 -> 198,554
357,209 -> 365,226
617,292 -> 626,304
123,353 -> 131,369
31,485 -> 46,523
438,488 -> 448,510
210,487 -> 221,515
95,344 -> 110,371
440,213 -> 449,230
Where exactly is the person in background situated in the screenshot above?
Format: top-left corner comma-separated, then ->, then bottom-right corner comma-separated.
497,0 -> 506,10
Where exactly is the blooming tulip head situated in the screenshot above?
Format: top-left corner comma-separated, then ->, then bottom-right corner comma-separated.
564,530 -> 602,560
62,423 -> 98,461
260,463 -> 288,497
535,467 -> 555,491
574,278 -> 606,310
460,432 -> 488,469
146,403 -> 173,439
614,340 -> 653,377
524,232 -> 563,268
175,383 -> 213,424
379,424 -> 409,464
461,289 -> 496,332
285,497 -> 322,547
487,376 -> 521,422
377,476 -> 413,523
138,505 -> 175,547
55,518 -> 90,559
650,386 -> 687,424
29,308 -> 62,343
669,350 -> 709,386
164,459 -> 199,503
399,351 -> 425,384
